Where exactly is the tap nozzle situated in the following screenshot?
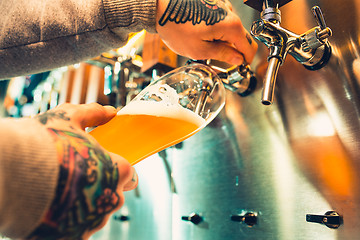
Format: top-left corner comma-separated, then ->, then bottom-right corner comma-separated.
261,57 -> 282,105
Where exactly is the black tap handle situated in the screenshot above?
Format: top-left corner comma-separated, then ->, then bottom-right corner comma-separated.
306,211 -> 342,229
244,0 -> 293,12
230,212 -> 257,227
182,213 -> 203,225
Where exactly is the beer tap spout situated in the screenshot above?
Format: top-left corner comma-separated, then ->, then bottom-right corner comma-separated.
262,57 -> 281,105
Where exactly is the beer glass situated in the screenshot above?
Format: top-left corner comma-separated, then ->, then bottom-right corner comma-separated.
90,63 -> 226,165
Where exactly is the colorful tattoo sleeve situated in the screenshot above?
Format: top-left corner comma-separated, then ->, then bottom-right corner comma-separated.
29,112 -> 119,239
159,0 -> 228,26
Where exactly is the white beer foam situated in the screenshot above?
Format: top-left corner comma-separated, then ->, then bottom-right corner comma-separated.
118,101 -> 205,127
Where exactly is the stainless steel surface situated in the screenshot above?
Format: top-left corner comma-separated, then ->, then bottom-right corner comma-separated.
91,155 -> 173,240
93,0 -> 360,239
171,98 -> 335,240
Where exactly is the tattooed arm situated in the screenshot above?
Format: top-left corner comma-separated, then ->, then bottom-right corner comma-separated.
0,103 -> 137,240
156,0 -> 258,65
29,103 -> 138,240
1,0 -> 255,80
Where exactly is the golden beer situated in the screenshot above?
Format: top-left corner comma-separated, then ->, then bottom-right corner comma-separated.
90,101 -> 205,165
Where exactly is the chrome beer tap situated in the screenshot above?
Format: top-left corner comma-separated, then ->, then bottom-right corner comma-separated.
187,59 -> 257,97
250,1 -> 332,105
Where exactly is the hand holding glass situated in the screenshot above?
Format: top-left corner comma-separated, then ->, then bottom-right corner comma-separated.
90,63 -> 226,165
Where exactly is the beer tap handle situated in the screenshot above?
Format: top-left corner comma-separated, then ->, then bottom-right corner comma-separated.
312,6 -> 327,30
307,6 -> 332,42
181,213 -> 203,225
312,6 -> 332,42
300,6 -> 332,54
306,211 -> 342,229
230,212 -> 258,227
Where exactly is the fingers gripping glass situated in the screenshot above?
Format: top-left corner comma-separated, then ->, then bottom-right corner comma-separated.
90,63 -> 225,165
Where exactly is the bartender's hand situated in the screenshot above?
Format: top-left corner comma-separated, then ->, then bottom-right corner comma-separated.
156,0 -> 257,65
28,103 -> 138,240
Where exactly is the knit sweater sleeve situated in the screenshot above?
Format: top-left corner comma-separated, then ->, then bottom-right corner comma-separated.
0,117 -> 58,239
0,0 -> 157,80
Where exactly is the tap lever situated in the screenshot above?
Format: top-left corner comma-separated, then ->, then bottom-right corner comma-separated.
312,6 -> 332,42
231,212 -> 258,227
182,213 -> 203,225
312,6 -> 327,30
301,6 -> 332,52
306,211 -> 342,229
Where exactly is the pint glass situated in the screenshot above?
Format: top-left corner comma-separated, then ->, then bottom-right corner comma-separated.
90,63 -> 226,165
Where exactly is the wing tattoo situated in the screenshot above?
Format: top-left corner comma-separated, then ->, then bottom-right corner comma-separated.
158,0 -> 228,26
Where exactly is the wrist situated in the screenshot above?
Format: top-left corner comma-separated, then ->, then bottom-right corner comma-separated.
28,128 -> 121,239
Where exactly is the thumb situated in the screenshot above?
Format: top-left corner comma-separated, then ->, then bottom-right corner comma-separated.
202,41 -> 246,66
109,152 -> 139,191
72,103 -> 117,129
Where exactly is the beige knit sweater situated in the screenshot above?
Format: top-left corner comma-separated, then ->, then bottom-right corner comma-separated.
0,0 -> 157,80
0,118 -> 58,239
0,0 -> 156,238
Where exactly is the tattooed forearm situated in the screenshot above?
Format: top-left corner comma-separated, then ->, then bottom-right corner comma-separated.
159,0 -> 228,26
28,129 -> 119,240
